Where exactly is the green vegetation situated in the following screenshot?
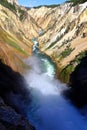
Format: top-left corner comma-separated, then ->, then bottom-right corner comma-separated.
65,0 -> 72,3
46,34 -> 64,50
46,25 -> 70,50
58,38 -> 73,49
46,37 -> 61,50
18,8 -> 26,21
71,50 -> 87,64
59,64 -> 74,83
32,4 -> 60,9
0,0 -> 26,21
0,0 -> 16,13
5,36 -> 28,54
69,0 -> 87,6
59,46 -> 74,59
0,27 -> 27,55
59,50 -> 87,83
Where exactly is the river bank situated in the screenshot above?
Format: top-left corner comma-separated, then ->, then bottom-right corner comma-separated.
23,38 -> 87,130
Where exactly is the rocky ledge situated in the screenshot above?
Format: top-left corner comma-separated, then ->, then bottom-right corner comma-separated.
66,54 -> 87,108
0,60 -> 35,130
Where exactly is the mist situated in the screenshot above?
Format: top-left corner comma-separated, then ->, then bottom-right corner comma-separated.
24,55 -> 87,130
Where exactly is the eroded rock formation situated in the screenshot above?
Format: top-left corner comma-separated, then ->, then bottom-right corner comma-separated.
0,60 -> 35,129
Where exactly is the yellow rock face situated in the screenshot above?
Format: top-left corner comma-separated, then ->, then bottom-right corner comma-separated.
1,2 -> 87,72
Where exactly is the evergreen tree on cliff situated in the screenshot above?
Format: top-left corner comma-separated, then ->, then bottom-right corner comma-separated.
70,0 -> 87,5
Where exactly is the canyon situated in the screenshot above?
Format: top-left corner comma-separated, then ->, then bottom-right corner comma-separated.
0,1 -> 87,80
1,0 -> 87,129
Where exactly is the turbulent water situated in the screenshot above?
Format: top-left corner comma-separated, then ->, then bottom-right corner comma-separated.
24,39 -> 87,130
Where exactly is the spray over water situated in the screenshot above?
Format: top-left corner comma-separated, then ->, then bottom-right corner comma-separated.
24,39 -> 87,130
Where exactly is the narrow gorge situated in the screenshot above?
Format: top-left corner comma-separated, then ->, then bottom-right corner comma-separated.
0,0 -> 87,129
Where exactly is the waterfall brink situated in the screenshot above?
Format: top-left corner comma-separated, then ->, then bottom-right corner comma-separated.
24,55 -> 87,130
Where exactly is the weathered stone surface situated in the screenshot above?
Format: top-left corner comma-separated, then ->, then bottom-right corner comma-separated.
68,55 -> 87,107
7,0 -> 18,5
0,1 -> 87,73
0,61 -> 35,130
0,97 -> 35,130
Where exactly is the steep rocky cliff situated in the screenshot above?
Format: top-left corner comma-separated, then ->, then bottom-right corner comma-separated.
0,1 -> 87,76
0,0 -> 41,72
28,2 -> 87,63
7,0 -> 18,4
0,60 -> 35,130
1,0 -> 87,128
28,2 -> 87,82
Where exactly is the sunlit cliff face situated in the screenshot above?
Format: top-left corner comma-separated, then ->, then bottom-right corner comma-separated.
1,1 -> 87,75
24,53 -> 87,130
7,0 -> 18,4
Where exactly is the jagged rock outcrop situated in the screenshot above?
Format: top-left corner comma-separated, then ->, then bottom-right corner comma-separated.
7,0 -> 18,5
68,55 -> 87,107
0,60 -> 35,130
1,1 -> 87,128
0,97 -> 35,130
28,2 -> 87,70
0,1 -> 87,76
0,1 -> 40,72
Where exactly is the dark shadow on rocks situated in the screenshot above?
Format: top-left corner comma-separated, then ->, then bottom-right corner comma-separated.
0,60 -> 35,130
64,54 -> 87,108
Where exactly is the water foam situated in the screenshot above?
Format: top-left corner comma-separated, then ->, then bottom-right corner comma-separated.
24,55 -> 87,130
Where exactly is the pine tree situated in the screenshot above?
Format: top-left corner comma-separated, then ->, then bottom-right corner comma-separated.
70,0 -> 87,5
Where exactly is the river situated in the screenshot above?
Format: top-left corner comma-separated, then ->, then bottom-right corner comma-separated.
24,39 -> 87,130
